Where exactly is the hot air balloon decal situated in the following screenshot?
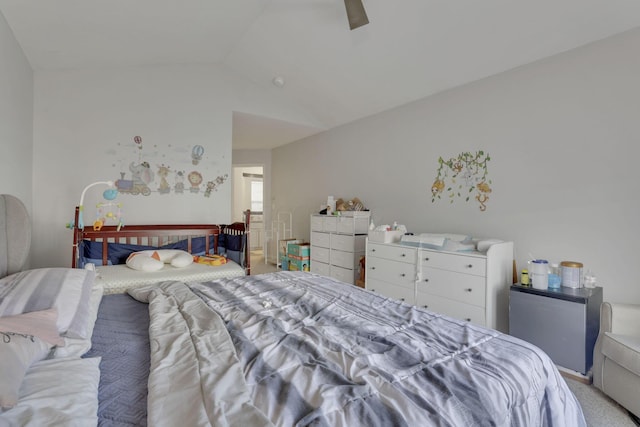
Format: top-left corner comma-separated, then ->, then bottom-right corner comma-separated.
134,136 -> 143,163
192,145 -> 204,165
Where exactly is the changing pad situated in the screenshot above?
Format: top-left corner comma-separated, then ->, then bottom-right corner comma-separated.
400,233 -> 476,251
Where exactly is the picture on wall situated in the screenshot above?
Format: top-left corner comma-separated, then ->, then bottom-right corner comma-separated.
431,150 -> 492,211
107,136 -> 228,199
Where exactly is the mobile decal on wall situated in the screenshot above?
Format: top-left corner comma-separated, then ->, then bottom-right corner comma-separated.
109,136 -> 228,198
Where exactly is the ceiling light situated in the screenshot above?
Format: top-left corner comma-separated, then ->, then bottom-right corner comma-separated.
272,76 -> 285,88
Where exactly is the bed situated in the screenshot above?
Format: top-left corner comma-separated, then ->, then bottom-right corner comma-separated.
70,206 -> 251,294
1,196 -> 587,426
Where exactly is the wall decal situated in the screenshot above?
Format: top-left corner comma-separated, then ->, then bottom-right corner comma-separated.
431,151 -> 492,211
108,135 -> 228,198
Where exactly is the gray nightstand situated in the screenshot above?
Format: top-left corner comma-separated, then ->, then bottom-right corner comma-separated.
509,284 -> 603,375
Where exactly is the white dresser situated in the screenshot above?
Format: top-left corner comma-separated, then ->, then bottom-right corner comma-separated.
366,242 -> 417,304
366,240 -> 514,332
310,212 -> 370,285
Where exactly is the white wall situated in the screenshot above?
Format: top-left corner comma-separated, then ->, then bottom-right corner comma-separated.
272,28 -> 640,305
0,11 -> 33,212
31,65 -> 299,269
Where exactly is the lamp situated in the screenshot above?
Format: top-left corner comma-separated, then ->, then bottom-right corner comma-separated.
77,181 -> 116,229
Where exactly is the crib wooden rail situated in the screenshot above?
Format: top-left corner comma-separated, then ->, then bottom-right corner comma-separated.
71,207 -> 251,274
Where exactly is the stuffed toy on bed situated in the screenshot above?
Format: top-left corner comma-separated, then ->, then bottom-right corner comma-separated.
193,254 -> 227,266
126,249 -> 193,272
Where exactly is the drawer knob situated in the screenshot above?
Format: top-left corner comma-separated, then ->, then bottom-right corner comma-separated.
422,305 -> 428,309
401,253 -> 406,257
465,318 -> 472,322
424,278 -> 429,282
401,273 -> 406,277
371,266 -> 376,270
465,288 -> 473,292
424,257 -> 430,261
372,248 -> 376,252
466,264 -> 473,268
400,298 -> 405,301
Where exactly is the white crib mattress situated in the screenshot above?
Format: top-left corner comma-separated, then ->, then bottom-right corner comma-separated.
95,262 -> 245,295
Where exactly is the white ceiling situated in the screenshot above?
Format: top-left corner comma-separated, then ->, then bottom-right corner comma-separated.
2,0 -> 640,149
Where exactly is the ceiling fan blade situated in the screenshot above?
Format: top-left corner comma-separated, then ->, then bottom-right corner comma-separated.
344,0 -> 369,30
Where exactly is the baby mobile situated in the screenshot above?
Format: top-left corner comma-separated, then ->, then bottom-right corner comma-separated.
93,195 -> 124,231
67,181 -> 124,230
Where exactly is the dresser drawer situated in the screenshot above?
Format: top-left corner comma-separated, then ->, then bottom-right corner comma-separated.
311,246 -> 330,264
311,260 -> 330,277
330,265 -> 356,285
311,215 -> 337,233
416,292 -> 486,326
367,278 -> 415,304
367,257 -> 415,288
330,249 -> 357,269
332,234 -> 366,252
420,250 -> 486,276
417,268 -> 486,307
368,243 -> 416,264
310,215 -> 323,232
311,231 -> 330,249
336,214 -> 370,234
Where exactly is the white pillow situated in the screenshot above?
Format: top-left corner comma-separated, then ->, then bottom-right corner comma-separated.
0,357 -> 100,425
126,249 -> 193,271
0,268 -> 96,340
0,330 -> 52,410
126,252 -> 164,272
54,283 -> 104,358
165,250 -> 194,268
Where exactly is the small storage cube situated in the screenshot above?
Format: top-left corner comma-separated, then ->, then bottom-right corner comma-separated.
288,255 -> 311,272
288,243 -> 311,257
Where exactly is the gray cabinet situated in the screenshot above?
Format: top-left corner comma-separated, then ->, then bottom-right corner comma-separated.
509,285 -> 603,375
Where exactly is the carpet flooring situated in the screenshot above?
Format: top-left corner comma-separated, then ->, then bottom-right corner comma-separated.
565,378 -> 637,426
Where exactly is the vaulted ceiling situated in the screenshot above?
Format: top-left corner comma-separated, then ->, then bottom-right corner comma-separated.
2,0 -> 640,149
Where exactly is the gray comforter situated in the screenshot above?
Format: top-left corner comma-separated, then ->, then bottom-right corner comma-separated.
129,271 -> 586,427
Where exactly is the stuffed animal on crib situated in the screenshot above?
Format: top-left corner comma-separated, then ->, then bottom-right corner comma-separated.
193,254 -> 228,266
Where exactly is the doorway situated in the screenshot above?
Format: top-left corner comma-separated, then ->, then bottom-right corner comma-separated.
232,166 -> 264,252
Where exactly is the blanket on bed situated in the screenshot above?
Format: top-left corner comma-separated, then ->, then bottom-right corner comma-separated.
129,271 -> 586,427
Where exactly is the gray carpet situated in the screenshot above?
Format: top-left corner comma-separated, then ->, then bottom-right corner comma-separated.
565,378 -> 638,426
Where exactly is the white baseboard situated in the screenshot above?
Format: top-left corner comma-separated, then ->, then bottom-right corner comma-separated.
557,365 -> 592,385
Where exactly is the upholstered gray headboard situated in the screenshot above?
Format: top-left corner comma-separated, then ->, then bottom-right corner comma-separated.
0,194 -> 31,278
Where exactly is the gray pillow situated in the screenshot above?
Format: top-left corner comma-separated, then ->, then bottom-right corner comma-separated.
0,268 -> 96,339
